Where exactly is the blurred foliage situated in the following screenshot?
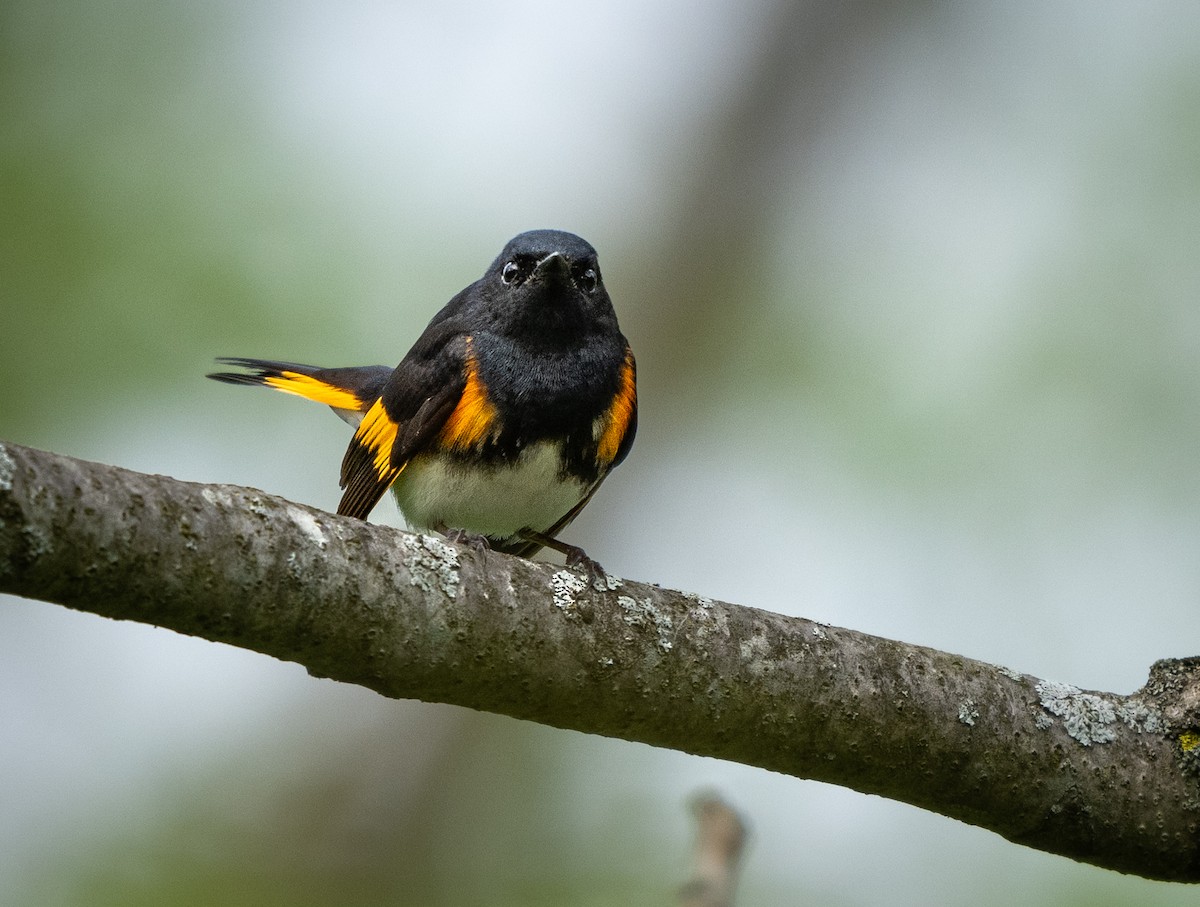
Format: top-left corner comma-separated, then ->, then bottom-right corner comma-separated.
0,0 -> 382,441
22,711 -> 678,907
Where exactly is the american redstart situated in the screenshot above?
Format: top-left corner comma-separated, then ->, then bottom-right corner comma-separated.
208,229 -> 636,575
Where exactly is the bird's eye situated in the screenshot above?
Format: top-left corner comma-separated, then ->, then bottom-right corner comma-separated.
501,261 -> 521,285
578,268 -> 598,293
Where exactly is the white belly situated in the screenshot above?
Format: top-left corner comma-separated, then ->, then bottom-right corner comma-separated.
391,440 -> 589,540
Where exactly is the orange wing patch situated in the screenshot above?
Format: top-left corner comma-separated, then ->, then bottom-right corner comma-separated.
263,371 -> 365,412
596,348 -> 637,466
337,396 -> 405,519
438,339 -> 499,451
354,397 -> 403,480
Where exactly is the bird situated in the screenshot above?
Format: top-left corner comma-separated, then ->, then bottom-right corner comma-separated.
208,229 -> 636,576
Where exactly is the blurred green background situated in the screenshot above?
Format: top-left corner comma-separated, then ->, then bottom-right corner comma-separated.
4,1 -> 1200,904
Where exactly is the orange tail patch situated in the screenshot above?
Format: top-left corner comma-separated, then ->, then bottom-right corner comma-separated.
263,372 -> 365,412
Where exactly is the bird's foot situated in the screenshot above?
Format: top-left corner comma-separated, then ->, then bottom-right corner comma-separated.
519,528 -> 618,592
441,527 -> 492,554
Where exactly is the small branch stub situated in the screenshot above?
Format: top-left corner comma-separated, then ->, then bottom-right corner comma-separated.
678,793 -> 748,907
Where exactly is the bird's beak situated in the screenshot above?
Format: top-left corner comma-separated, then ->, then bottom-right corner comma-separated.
534,252 -> 572,287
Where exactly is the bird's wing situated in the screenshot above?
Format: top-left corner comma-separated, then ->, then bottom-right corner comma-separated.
336,319 -> 484,520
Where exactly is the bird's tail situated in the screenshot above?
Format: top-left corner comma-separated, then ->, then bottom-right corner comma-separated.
207,358 -> 393,426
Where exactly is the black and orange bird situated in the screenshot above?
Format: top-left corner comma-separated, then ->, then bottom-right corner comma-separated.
208,229 -> 636,574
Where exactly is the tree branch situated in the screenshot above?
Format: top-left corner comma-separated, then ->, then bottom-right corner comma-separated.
2,440 -> 1198,882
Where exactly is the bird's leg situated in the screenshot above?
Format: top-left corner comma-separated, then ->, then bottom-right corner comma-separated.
518,528 -> 613,590
439,525 -> 492,554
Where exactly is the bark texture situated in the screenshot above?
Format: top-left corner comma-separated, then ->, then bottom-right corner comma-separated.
1,440 -> 1198,881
